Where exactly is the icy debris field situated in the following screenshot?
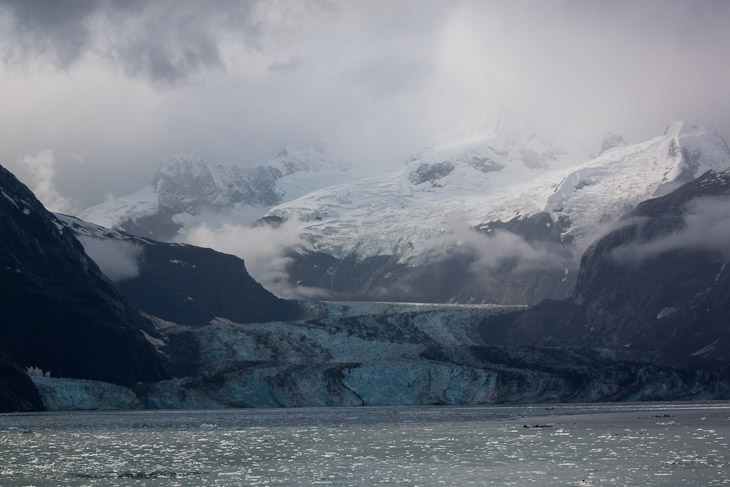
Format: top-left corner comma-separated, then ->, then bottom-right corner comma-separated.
1,403 -> 729,486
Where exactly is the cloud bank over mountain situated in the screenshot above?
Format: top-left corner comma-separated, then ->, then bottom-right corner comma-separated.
1,0 -> 729,210
612,196 -> 730,263
180,217 -> 327,299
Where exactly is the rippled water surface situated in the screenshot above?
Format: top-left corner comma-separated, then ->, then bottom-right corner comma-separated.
1,403 -> 729,486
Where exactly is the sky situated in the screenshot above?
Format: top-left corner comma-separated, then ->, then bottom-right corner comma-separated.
1,0 -> 729,212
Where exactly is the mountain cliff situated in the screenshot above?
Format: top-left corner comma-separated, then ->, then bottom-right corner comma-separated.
57,214 -> 303,326
482,169 -> 730,368
6,163 -> 730,411
0,164 -> 167,391
0,351 -> 43,412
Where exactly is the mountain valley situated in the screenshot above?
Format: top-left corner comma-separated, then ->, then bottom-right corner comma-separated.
0,129 -> 730,410
2,122 -> 730,410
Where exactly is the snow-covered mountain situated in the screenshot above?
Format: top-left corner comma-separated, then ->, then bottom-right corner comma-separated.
482,122 -> 730,248
268,114 -> 579,263
6,160 -> 730,412
485,169 -> 730,366
79,144 -> 355,240
76,117 -> 730,304
271,122 -> 730,261
269,121 -> 730,303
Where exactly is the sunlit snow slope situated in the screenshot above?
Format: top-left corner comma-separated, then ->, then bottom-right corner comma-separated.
267,114 -> 580,263
269,122 -> 730,263
79,144 -> 355,240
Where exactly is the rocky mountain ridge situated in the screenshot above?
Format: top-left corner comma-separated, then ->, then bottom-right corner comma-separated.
487,169 -> 730,368
79,144 -> 353,241
76,119 -> 730,305
0,164 -> 167,411
3,162 -> 730,411
56,214 -> 302,326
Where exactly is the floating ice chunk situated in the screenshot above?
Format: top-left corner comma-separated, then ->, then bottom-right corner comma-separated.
656,307 -> 678,319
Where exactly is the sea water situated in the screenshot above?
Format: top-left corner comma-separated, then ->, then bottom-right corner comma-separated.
1,403 -> 728,486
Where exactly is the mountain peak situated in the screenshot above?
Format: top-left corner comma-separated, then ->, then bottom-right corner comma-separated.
662,120 -> 724,140
660,121 -> 730,164
153,152 -> 207,184
409,106 -> 570,174
599,133 -> 627,154
663,120 -> 693,137
270,143 -> 346,174
493,104 -> 533,140
78,144 -> 357,239
275,143 -> 326,159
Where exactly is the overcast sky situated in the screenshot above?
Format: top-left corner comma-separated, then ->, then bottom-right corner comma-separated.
1,0 -> 729,211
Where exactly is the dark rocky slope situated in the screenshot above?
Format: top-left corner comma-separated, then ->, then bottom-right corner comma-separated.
0,165 -> 166,390
0,351 -> 43,412
58,215 -> 303,327
482,170 -> 730,369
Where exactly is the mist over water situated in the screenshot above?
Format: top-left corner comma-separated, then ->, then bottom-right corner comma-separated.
2,403 -> 729,486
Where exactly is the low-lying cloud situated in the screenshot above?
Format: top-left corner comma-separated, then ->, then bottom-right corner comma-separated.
78,236 -> 143,282
179,217 -> 328,299
16,150 -> 78,214
428,223 -> 574,275
612,196 -> 730,262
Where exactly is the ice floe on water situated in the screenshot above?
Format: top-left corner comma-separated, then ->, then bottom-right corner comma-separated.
1,402 -> 729,486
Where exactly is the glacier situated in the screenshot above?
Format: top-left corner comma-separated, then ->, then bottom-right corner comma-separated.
31,304 -> 727,411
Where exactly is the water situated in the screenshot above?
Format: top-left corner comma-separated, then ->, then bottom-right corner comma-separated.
1,403 -> 729,486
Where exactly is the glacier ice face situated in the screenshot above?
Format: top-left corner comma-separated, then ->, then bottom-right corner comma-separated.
127,303 -> 727,410
30,299 -> 729,411
31,376 -> 142,411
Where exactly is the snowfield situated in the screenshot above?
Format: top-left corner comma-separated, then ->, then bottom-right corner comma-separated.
79,144 -> 358,231
268,122 -> 730,263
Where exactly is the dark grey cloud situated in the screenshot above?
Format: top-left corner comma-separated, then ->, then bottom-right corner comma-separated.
1,0 -> 729,211
269,57 -> 302,74
0,0 -> 98,66
0,0 -> 258,83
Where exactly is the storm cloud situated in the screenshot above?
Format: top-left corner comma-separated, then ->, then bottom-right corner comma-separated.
1,0 -> 729,212
0,0 -> 257,83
